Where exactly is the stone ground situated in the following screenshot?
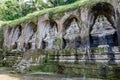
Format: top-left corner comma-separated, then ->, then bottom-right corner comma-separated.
0,68 -> 102,80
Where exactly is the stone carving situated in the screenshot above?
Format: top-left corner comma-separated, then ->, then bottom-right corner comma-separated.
8,28 -> 14,48
24,24 -> 34,46
90,15 -> 116,46
63,19 -> 81,49
16,31 -> 26,51
4,27 -> 21,49
64,19 -> 80,40
37,22 -> 47,49
43,23 -> 58,50
29,32 -> 37,50
4,27 -> 12,48
37,21 -> 58,50
11,26 -> 21,49
16,23 -> 36,51
91,15 -> 115,37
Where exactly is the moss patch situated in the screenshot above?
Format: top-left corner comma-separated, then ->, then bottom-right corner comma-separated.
55,38 -> 62,46
28,62 -> 120,79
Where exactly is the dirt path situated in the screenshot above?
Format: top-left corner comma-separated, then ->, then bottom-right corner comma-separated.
0,74 -> 21,80
0,74 -> 102,80
0,68 -> 22,80
0,73 -> 83,80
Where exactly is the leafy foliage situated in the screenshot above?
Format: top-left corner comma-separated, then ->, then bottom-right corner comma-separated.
0,0 -> 95,27
48,0 -> 78,7
0,0 -> 48,21
0,0 -> 78,21
0,0 -> 29,20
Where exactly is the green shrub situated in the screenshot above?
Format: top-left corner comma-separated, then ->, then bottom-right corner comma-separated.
0,0 -> 78,21
48,0 -> 78,7
31,64 -> 58,73
108,66 -> 120,80
0,0 -> 47,21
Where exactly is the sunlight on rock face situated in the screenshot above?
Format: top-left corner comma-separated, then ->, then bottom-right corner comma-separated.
16,23 -> 36,51
37,20 -> 58,50
43,24 -> 58,49
91,15 -> 115,37
24,23 -> 34,45
0,74 -> 20,80
63,18 -> 81,49
29,32 -> 37,50
90,15 -> 117,47
4,27 -> 12,48
11,26 -> 21,49
64,19 -> 80,40
43,0 -> 47,3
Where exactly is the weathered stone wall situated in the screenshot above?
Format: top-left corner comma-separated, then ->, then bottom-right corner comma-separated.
2,0 -> 120,74
4,0 -> 120,52
3,0 -> 120,65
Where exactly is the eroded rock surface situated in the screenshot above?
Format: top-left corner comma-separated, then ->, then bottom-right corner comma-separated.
3,0 -> 120,65
37,20 -> 58,50
90,15 -> 117,47
63,18 -> 81,49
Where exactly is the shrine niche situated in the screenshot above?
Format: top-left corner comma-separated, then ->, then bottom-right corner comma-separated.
90,15 -> 118,47
11,25 -> 22,49
41,20 -> 58,50
16,22 -> 37,51
3,26 -> 22,49
88,2 -> 118,48
4,27 -> 12,48
24,22 -> 37,50
63,17 -> 81,49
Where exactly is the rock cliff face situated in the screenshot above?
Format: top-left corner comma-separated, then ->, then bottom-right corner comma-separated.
3,0 -> 120,73
3,0 -> 120,52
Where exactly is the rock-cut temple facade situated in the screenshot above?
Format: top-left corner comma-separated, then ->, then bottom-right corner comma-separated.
3,0 -> 120,55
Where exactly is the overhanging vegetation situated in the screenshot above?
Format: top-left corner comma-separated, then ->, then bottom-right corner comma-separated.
0,0 -> 103,28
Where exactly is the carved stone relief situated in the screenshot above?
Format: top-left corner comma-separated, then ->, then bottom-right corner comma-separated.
4,27 -> 12,48
63,18 -> 81,49
43,23 -> 58,50
11,26 -> 21,49
29,32 -> 37,50
16,23 -> 36,51
90,15 -> 117,47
